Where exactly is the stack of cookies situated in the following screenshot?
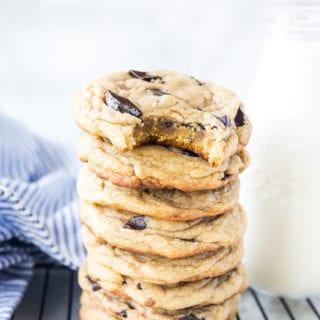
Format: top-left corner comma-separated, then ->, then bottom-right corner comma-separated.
71,69 -> 252,320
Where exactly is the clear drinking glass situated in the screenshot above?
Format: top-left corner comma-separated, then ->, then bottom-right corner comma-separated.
242,0 -> 320,297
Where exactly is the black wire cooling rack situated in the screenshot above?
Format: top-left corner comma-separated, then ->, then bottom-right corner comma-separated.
12,266 -> 320,320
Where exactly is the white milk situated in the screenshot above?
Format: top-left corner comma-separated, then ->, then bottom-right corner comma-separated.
242,3 -> 320,296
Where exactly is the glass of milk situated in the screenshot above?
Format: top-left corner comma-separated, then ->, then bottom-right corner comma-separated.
242,0 -> 320,297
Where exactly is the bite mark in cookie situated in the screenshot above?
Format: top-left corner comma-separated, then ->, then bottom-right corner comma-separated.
71,69 -> 252,167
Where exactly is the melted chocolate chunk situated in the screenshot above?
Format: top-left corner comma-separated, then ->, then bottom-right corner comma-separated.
92,282 -> 101,291
179,314 -> 205,320
127,303 -> 135,310
137,283 -> 142,290
129,70 -> 162,82
164,120 -> 174,128
235,107 -> 245,126
116,310 -> 128,318
222,173 -> 230,181
147,88 -> 169,96
215,115 -> 231,127
86,275 -> 101,291
123,216 -> 147,230
182,150 -> 198,157
190,76 -> 203,85
106,91 -> 142,118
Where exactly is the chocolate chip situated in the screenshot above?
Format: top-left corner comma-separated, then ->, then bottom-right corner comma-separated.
86,275 -> 101,291
178,314 -> 205,320
181,123 -> 192,129
215,115 -> 231,127
182,150 -> 198,157
147,88 -> 169,96
190,76 -> 203,85
235,107 -> 245,126
116,310 -> 128,318
123,216 -> 147,230
129,70 -> 162,82
106,91 -> 142,118
92,283 -> 101,291
164,120 -> 174,128
137,283 -> 142,290
222,173 -> 230,181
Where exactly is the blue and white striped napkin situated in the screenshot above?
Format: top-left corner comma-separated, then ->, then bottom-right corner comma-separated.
0,114 -> 85,320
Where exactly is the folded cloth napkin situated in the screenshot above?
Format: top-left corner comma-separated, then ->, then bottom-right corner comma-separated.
0,114 -> 85,320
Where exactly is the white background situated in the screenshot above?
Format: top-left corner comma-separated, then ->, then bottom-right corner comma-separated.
0,0 -> 266,145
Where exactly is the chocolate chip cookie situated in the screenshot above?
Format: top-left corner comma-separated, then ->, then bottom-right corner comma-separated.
78,166 -> 240,221
79,287 -> 240,320
77,132 -> 250,191
81,262 -> 247,311
80,201 -> 246,259
82,261 -> 248,310
72,69 -> 251,167
81,225 -> 243,285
